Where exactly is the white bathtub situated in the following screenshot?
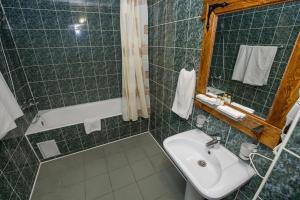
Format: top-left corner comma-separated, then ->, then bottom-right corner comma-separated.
25,98 -> 122,135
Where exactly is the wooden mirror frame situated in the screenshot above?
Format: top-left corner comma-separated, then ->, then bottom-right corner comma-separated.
195,0 -> 300,148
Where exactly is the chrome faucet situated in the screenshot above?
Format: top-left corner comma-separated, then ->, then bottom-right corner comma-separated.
206,135 -> 221,148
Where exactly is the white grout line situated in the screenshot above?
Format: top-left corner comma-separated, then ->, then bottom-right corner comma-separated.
28,162 -> 41,200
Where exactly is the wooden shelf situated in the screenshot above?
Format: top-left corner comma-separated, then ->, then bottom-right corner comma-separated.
194,100 -> 281,149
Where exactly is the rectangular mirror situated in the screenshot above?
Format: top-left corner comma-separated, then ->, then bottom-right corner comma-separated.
208,6 -> 296,118
195,0 -> 300,148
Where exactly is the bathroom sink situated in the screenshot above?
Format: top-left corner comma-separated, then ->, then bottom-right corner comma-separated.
163,129 -> 255,200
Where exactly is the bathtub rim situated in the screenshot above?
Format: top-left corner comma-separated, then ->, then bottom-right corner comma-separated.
25,98 -> 122,136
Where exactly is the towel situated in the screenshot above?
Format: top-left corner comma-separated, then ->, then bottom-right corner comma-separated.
84,118 -> 101,134
196,94 -> 219,107
172,69 -> 196,119
232,45 -> 253,81
243,46 -> 277,86
285,97 -> 300,128
0,72 -> 23,139
217,105 -> 246,121
0,101 -> 17,139
231,102 -> 255,114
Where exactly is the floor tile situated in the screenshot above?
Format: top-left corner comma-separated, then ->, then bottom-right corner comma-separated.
131,158 -> 155,180
84,158 -> 108,178
137,174 -> 170,200
95,193 -> 115,200
106,152 -> 128,171
114,183 -> 143,200
149,151 -> 172,171
142,142 -> 161,157
109,166 -> 135,190
85,174 -> 112,200
125,147 -> 147,164
59,165 -> 85,186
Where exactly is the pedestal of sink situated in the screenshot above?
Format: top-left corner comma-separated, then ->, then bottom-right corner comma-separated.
185,182 -> 205,200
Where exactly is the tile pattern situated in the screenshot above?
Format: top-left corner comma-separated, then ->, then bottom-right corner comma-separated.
0,10 -> 40,200
30,133 -> 186,200
2,0 -> 122,110
148,0 -> 277,199
27,115 -> 149,161
209,1 -> 300,118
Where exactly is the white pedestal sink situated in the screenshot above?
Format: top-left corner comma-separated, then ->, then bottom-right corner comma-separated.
163,129 -> 255,200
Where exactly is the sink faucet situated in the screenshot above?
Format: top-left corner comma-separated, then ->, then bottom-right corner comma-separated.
206,135 -> 221,148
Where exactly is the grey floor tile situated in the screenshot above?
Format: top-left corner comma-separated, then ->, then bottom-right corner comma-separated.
84,157 -> 108,178
106,152 -> 128,171
137,174 -> 171,200
82,147 -> 106,163
109,166 -> 135,190
31,182 -> 85,200
95,193 -> 115,200
125,147 -> 147,164
104,142 -> 123,156
142,142 -> 161,157
85,174 -> 112,200
149,151 -> 172,172
59,165 -> 85,186
131,158 -> 155,180
114,183 -> 143,200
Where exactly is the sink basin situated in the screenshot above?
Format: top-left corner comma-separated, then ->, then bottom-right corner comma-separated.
163,129 -> 255,200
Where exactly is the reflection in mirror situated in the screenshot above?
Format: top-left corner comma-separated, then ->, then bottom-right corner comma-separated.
207,5 -> 298,118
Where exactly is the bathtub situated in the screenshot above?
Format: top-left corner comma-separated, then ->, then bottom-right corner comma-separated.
25,98 -> 122,135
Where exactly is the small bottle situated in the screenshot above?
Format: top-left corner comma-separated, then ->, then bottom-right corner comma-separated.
227,95 -> 232,103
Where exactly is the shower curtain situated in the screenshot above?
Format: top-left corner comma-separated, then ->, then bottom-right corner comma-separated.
120,0 -> 150,121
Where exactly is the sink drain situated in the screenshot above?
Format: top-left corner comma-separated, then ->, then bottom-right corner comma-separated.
198,160 -> 207,167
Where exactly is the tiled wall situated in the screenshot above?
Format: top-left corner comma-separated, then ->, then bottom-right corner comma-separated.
0,11 -> 39,200
27,115 -> 149,161
258,119 -> 300,199
147,0 -> 295,199
2,0 -> 122,110
209,1 -> 300,118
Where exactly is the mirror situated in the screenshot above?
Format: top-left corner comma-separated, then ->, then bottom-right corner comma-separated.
207,8 -> 296,118
195,0 -> 300,149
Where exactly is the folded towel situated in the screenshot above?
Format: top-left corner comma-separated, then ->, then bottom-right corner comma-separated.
0,101 -> 17,139
172,69 -> 196,119
0,72 -> 23,139
196,94 -> 220,107
217,105 -> 246,121
243,46 -> 277,86
84,118 -> 101,134
0,73 -> 23,119
285,97 -> 300,128
232,45 -> 253,81
231,102 -> 255,114
206,92 -> 218,98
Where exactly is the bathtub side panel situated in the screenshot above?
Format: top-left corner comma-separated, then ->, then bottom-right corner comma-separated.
27,115 -> 149,161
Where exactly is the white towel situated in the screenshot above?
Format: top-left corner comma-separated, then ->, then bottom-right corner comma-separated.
84,118 -> 101,134
196,94 -> 219,107
172,69 -> 196,119
0,101 -> 17,139
231,102 -> 255,114
285,97 -> 300,128
232,45 -> 253,81
217,105 -> 246,121
0,72 -> 23,139
243,46 -> 277,86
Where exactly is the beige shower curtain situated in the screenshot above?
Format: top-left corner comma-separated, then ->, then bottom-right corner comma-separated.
120,0 -> 150,121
